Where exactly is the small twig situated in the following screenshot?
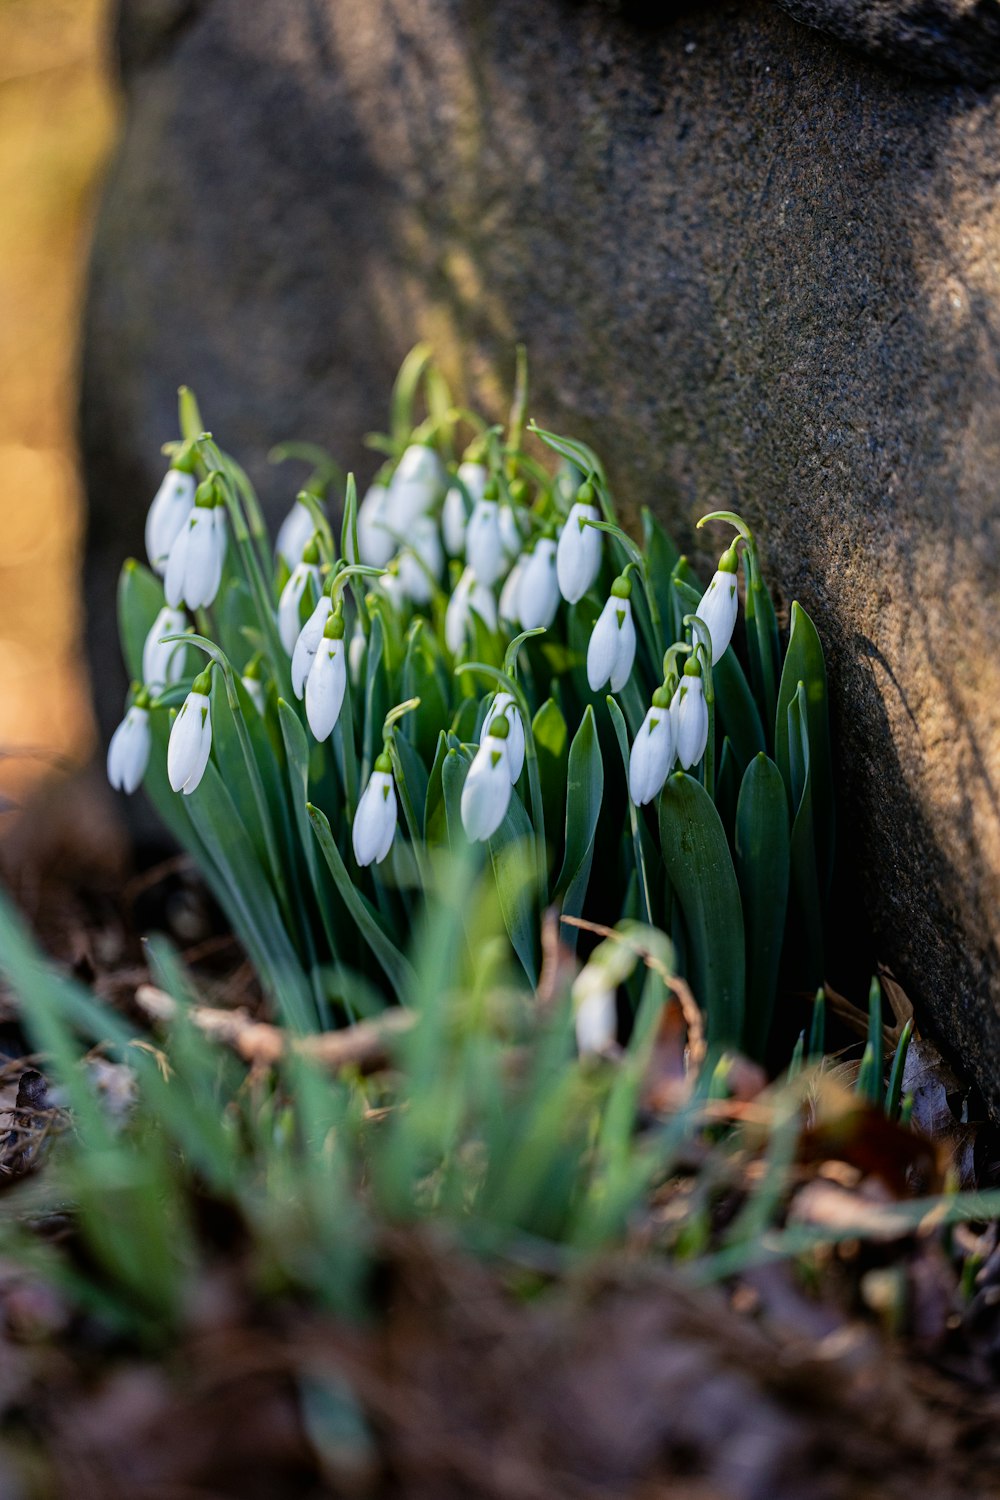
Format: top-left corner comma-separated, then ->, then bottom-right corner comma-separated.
134,985 -> 414,1073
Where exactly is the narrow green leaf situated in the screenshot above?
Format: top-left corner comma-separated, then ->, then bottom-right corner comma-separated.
307,804 -> 415,1001
605,695 -> 653,925
555,706 -> 604,949
734,754 -> 790,1062
531,699 -> 569,831
117,559 -> 165,682
775,602 -> 834,892
488,791 -> 539,985
659,771 -> 745,1048
784,685 -> 824,991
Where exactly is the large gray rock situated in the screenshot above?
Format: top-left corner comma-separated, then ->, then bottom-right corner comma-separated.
82,0 -> 1000,1109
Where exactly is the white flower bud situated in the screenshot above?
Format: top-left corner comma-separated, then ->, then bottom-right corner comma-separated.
672,668 -> 709,770
348,622 -> 367,686
164,504 -> 226,611
445,567 -> 497,657
628,694 -> 676,806
275,497 -> 315,570
278,561 -> 321,655
107,704 -> 151,795
498,554 -> 527,627
517,538 -> 560,631
355,482 -> 395,568
483,691 -> 525,783
461,723 -> 513,842
305,625 -> 347,741
587,585 -> 636,693
291,595 -> 333,699
397,516 -> 442,604
556,500 -> 602,604
352,757 -> 398,867
466,499 -> 505,587
499,504 -> 524,561
696,548 -> 740,663
574,986 -> 618,1057
167,683 -> 213,795
442,461 -> 487,556
145,468 -> 195,575
141,606 -> 188,692
241,673 -> 265,715
385,444 -> 444,532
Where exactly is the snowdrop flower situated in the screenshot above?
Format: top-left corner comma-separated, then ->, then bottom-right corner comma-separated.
385,444 -> 444,532
145,466 -> 195,575
277,539 -> 321,654
483,691 -> 525,782
628,685 -> 676,806
556,487 -> 602,604
466,483 -> 505,587
355,482 -> 395,568
695,545 -> 740,663
352,750 -> 397,867
461,715 -> 513,842
672,660 -> 709,770
241,656 -> 265,715
587,575 -> 636,693
445,566 -> 497,657
499,503 -> 524,561
573,981 -> 618,1057
305,610 -> 347,741
107,691 -> 151,795
291,593 -> 332,699
397,515 -> 443,604
442,460 -> 488,556
141,606 -> 188,692
275,496 -> 316,570
517,538 -> 560,631
498,553 -> 527,627
164,494 -> 226,611
167,667 -> 214,795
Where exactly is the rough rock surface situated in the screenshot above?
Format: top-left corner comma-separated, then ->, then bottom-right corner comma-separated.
82,0 -> 1000,1112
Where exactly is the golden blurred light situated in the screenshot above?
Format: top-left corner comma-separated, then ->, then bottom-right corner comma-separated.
0,0 -> 116,809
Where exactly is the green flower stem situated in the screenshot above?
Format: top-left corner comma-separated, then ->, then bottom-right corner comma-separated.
507,342 -> 529,455
333,675 -> 360,819
697,509 -> 778,732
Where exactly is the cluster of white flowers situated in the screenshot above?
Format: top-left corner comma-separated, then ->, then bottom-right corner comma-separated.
111,443 -> 742,882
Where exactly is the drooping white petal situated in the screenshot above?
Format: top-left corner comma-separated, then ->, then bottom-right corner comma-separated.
445,567 -> 497,657
278,562 -> 321,655
385,444 -> 444,533
498,555 -> 527,626
397,516 -> 442,603
499,505 -> 524,561
483,692 -> 525,783
305,636 -> 347,741
461,736 -> 513,842
672,675 -> 709,770
556,502 -> 602,604
352,770 -> 398,867
442,461 -> 487,556
145,469 -> 195,575
628,705 -> 675,806
574,986 -> 617,1057
587,594 -> 636,693
291,596 -> 333,699
107,706 -> 151,795
165,507 -> 224,611
356,482 -> 395,568
167,690 -> 213,795
466,500 -> 504,587
517,539 -> 560,631
275,498 -> 315,569
142,607 -> 188,692
696,569 -> 739,664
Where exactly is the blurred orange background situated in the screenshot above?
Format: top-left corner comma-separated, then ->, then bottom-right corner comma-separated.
0,0 -> 116,812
